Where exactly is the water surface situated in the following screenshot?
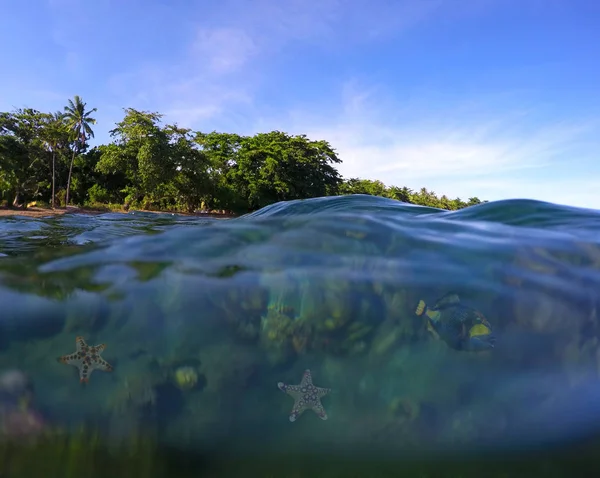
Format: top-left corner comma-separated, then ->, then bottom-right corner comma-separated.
1,194 -> 600,476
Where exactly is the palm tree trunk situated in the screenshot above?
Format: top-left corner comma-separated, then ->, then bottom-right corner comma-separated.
12,190 -> 21,208
65,147 -> 76,206
51,151 -> 56,209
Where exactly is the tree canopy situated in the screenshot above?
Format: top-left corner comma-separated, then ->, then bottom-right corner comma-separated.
0,99 -> 484,214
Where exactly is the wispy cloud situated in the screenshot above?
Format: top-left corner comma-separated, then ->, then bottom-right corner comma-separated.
444,176 -> 600,209
192,28 -> 259,74
106,62 -> 254,129
102,0 -> 454,127
317,117 -> 594,181
230,0 -> 342,44
234,0 -> 448,46
252,79 -> 598,206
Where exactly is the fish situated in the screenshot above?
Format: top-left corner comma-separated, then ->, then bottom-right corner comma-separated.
415,292 -> 496,351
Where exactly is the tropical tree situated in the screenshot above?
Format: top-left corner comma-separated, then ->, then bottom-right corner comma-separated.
0,109 -> 50,206
40,111 -> 68,208
63,95 -> 97,206
387,185 -> 413,203
1,99 -> 487,212
227,131 -> 342,211
166,124 -> 212,212
96,108 -> 175,208
340,178 -> 388,197
194,131 -> 245,211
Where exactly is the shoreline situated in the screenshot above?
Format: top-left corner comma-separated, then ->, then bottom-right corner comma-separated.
0,206 -> 237,219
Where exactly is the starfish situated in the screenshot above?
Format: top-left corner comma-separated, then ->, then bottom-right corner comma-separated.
57,336 -> 113,383
277,369 -> 331,422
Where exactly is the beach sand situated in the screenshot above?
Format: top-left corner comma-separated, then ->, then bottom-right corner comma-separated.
0,206 -> 105,218
0,206 -> 236,219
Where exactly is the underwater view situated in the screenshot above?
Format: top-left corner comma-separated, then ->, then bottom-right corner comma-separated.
2,194 -> 600,477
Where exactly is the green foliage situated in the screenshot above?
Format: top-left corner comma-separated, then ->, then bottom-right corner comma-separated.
0,109 -> 53,206
236,131 -> 342,210
0,101 -> 485,213
63,95 -> 97,205
39,111 -> 71,207
96,109 -> 172,204
340,179 -> 484,210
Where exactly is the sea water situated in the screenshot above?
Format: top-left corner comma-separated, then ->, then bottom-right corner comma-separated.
1,194 -> 600,477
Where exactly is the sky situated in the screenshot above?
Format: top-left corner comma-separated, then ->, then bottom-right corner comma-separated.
0,0 -> 599,208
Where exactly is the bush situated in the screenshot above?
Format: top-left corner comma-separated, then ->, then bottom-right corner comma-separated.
87,184 -> 111,204
55,190 -> 66,207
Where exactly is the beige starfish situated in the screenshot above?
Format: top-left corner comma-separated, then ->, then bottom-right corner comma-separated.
278,369 -> 331,422
57,336 -> 113,383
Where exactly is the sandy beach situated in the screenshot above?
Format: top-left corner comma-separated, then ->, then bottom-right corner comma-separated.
0,206 -> 106,218
0,206 -> 237,219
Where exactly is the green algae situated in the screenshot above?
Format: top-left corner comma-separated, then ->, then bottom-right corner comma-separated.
1,430 -> 598,477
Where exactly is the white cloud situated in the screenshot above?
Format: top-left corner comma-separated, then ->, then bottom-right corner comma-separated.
105,62 -> 255,132
445,177 -> 600,210
235,0 -> 341,43
192,28 -> 258,74
235,0 -> 448,46
315,118 -> 593,181
247,79 -> 598,208
100,0 -> 456,126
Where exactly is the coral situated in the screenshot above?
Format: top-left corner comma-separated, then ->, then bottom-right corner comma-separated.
259,306 -> 297,365
173,366 -> 198,391
388,396 -> 420,423
216,287 -> 266,341
316,307 -> 352,334
338,322 -> 373,355
370,322 -> 404,358
345,321 -> 373,343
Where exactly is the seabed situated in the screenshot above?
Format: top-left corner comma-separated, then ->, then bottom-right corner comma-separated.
1,429 -> 599,478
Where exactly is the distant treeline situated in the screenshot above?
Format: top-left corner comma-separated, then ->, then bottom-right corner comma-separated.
0,96 -> 484,214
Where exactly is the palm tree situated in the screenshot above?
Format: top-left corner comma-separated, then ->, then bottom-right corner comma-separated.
63,95 -> 97,206
41,111 -> 66,208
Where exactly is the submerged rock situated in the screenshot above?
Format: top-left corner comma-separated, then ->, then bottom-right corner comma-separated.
1,408 -> 46,440
0,368 -> 46,442
0,369 -> 33,399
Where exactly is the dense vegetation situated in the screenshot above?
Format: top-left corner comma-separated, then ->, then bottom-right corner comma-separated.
0,96 -> 483,214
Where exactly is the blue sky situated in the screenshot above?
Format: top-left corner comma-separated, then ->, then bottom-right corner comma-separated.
1,0 -> 599,208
